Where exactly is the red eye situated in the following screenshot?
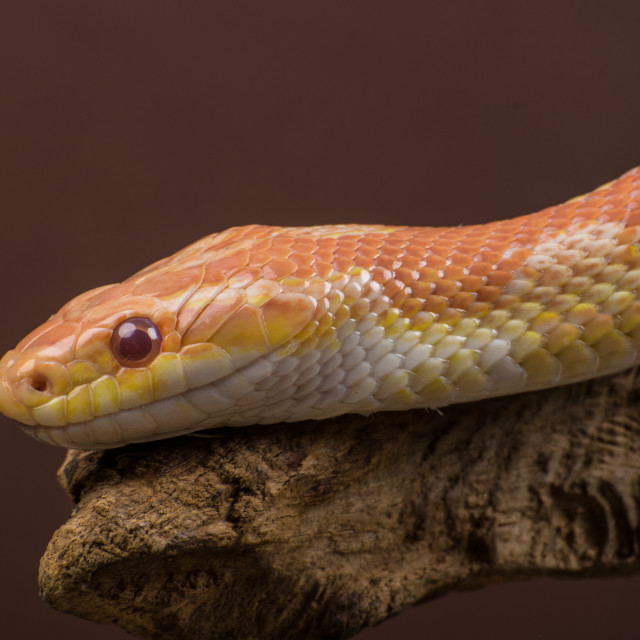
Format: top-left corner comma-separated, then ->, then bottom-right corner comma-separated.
110,317 -> 161,367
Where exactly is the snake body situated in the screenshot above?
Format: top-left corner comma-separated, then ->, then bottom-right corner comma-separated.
1,168 -> 640,449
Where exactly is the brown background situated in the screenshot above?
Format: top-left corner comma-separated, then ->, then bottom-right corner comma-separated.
1,1 -> 640,638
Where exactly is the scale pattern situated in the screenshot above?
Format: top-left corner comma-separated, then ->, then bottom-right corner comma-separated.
1,167 -> 640,448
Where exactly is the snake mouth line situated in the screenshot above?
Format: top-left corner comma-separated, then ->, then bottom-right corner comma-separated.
20,421 -> 212,450
19,349 -> 297,448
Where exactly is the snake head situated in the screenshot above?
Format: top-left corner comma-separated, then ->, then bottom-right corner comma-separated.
0,226 -> 323,448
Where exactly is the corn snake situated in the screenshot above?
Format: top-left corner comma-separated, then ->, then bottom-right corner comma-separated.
1,167 -> 640,448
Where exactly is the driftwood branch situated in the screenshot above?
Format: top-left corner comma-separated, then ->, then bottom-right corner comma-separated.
39,369 -> 640,639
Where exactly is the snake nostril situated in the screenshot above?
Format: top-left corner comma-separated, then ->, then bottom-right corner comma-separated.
29,372 -> 50,393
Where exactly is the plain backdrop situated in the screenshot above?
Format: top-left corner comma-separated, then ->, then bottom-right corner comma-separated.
1,2 -> 640,639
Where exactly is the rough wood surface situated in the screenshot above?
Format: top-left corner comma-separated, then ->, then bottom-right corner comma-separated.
39,369 -> 640,639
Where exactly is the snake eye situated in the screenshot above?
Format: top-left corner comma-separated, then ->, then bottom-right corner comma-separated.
110,317 -> 161,367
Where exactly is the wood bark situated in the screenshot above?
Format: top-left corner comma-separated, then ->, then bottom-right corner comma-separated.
39,369 -> 640,639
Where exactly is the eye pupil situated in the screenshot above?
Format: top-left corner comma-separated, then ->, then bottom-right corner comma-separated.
110,317 -> 161,367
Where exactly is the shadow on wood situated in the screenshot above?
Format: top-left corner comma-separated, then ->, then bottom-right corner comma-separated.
39,369 -> 640,639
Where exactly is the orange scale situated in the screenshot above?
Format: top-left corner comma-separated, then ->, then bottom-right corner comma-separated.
618,227 -> 640,245
204,250 -> 250,278
450,291 -> 476,310
448,252 -> 473,267
466,301 -> 492,318
488,233 -> 513,245
434,279 -> 459,298
294,265 -> 316,280
424,254 -> 447,270
477,251 -> 503,264
62,283 -> 135,321
227,268 -> 262,289
437,307 -> 462,325
553,209 -> 578,222
312,247 -> 336,262
335,246 -> 357,259
263,257 -> 298,280
306,279 -> 330,299
251,238 -> 273,252
334,255 -> 354,274
291,240 -> 317,253
586,197 -> 606,209
476,286 -> 503,303
459,238 -> 486,249
405,243 -> 429,258
313,260 -> 334,279
546,217 -> 572,229
161,331 -> 182,353
134,264 -> 204,298
395,267 -> 418,285
459,275 -> 485,292
198,272 -> 228,294
522,216 -> 548,229
377,254 -> 401,271
468,262 -> 493,277
176,291 -> 221,336
271,236 -> 295,248
247,251 -> 272,268
438,237 -> 461,249
486,270 -> 513,287
380,246 -> 405,262
443,265 -> 465,281
418,266 -> 440,281
625,211 -> 640,226
268,245 -> 294,259
290,252 -> 315,267
384,279 -> 405,298
399,254 -> 423,271
495,258 -> 524,272
517,266 -> 538,280
410,280 -> 436,298
353,253 -> 376,270
600,211 -> 626,224
391,289 -> 410,309
154,313 -> 179,338
483,243 -> 511,256
87,296 -> 161,326
337,238 -> 360,251
428,244 -> 455,257
20,321 -> 80,362
604,197 -> 629,209
316,237 -> 338,251
509,248 -> 532,262
360,234 -> 385,248
400,297 -> 426,317
371,266 -> 394,284
358,244 -> 380,260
